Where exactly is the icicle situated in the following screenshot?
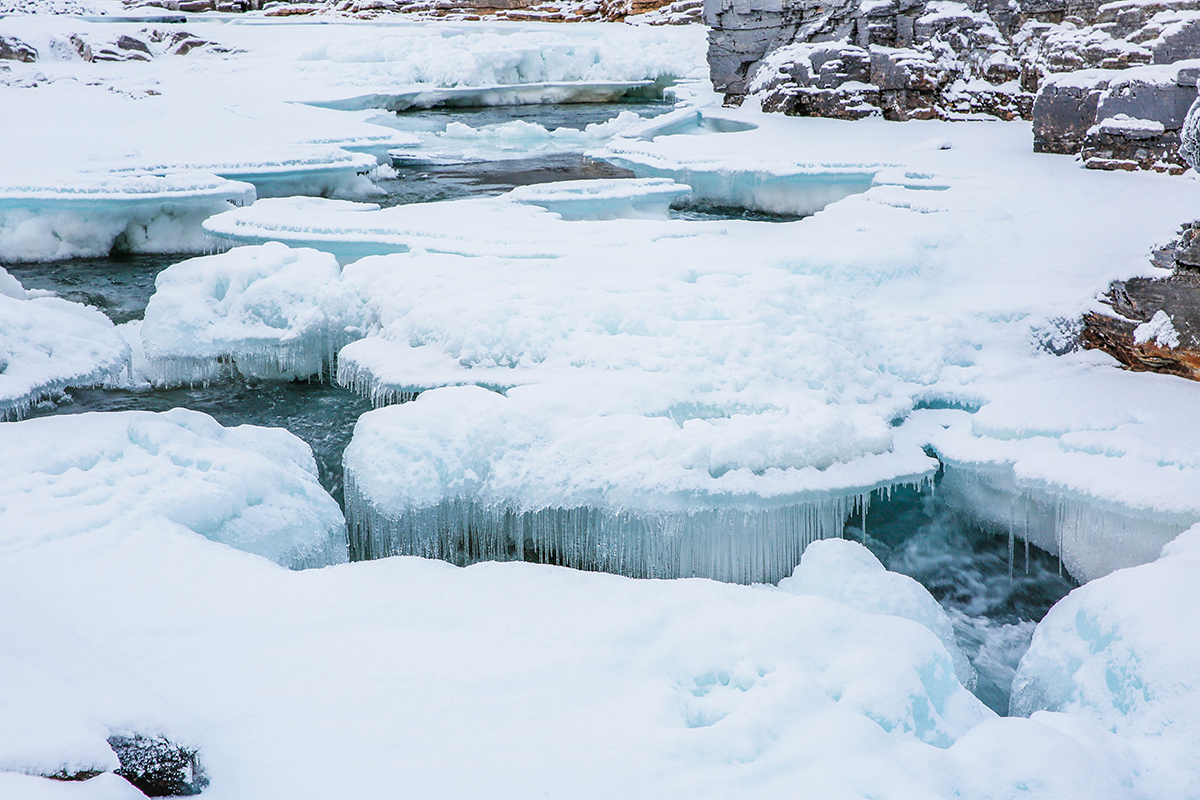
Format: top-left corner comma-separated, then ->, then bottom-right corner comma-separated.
343,468 -> 897,584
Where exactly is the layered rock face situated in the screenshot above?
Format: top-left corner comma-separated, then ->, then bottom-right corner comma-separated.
709,0 -> 1200,170
1081,124 -> 1200,379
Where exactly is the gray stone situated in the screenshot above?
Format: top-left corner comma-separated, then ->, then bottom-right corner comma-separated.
1097,76 -> 1198,129
1152,18 -> 1200,63
0,35 -> 37,63
1032,75 -> 1109,153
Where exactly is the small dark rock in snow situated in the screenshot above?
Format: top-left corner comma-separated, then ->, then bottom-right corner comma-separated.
108,734 -> 209,796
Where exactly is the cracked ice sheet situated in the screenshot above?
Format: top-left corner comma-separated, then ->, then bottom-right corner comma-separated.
7,502 -> 1157,800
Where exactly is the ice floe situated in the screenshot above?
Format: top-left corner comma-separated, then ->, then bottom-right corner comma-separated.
0,267 -> 130,420
140,242 -> 356,386
0,408 -> 346,568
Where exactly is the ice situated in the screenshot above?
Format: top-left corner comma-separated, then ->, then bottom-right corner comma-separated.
139,243 -> 357,386
383,110 -> 660,166
507,178 -> 691,219
0,408 -> 346,569
0,173 -> 254,262
0,268 -> 131,420
1011,524 -> 1200,798
343,385 -> 936,583
314,80 -> 668,113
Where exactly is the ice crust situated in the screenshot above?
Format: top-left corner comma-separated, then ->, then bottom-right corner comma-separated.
0,268 -> 131,420
507,177 -> 691,219
140,243 -> 356,386
0,173 -> 255,262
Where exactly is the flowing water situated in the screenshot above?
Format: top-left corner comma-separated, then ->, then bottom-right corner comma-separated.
850,480 -> 1077,714
5,99 -> 1074,715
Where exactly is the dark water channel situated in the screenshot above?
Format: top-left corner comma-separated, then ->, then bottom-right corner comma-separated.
4,99 -> 1072,715
850,480 -> 1077,715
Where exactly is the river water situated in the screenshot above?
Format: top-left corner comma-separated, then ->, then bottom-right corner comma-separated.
4,99 -> 1070,714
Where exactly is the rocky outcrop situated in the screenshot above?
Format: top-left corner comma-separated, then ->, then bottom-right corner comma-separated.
63,29 -> 231,62
0,36 -> 38,63
1033,63 -> 1198,171
711,0 -> 1200,166
1083,220 -> 1200,379
123,0 -> 686,22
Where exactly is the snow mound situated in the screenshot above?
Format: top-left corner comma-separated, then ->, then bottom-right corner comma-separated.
0,409 -> 346,569
0,526 -> 998,798
140,243 -> 357,386
0,268 -> 130,421
780,537 -> 976,691
1011,525 -> 1200,798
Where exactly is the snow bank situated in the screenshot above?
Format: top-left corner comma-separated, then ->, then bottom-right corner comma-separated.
140,243 -> 356,386
1011,524 -> 1200,798
0,409 -> 346,568
0,497 -> 1009,798
0,268 -> 130,420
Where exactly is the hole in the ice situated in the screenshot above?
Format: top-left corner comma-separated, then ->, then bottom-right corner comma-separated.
668,204 -> 806,223
847,477 -> 1078,716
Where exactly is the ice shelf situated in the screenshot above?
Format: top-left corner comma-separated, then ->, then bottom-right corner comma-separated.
507,178 -> 691,220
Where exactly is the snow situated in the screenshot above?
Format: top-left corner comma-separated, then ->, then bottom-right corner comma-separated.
5,13 -> 1200,799
0,268 -> 130,420
0,408 -> 346,569
1011,524 -> 1200,798
139,243 -> 355,386
0,15 -> 704,261
779,538 -> 977,691
1133,308 -> 1180,347
1,496 -> 1012,798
